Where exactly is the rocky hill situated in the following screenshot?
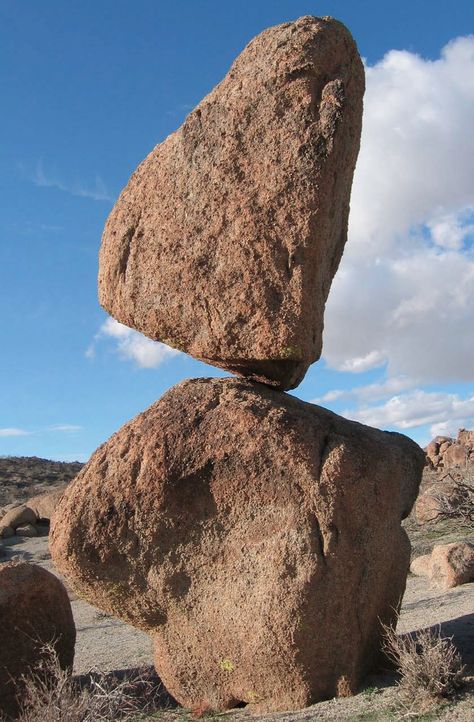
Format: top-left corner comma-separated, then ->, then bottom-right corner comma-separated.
0,456 -> 83,509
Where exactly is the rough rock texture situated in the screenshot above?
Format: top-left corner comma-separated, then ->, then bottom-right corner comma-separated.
98,16 -> 364,390
410,555 -> 432,578
430,542 -> 474,589
0,561 -> 76,719
51,378 -> 423,713
27,486 -> 66,522
410,543 -> 474,589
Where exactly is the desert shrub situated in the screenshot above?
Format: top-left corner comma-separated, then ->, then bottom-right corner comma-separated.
382,624 -> 465,714
12,643 -> 166,722
431,474 -> 474,529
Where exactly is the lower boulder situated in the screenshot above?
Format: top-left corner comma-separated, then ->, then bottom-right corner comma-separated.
0,561 -> 76,719
50,377 -> 424,713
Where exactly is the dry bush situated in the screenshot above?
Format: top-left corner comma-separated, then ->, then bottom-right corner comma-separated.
431,473 -> 474,529
11,643 -> 166,722
382,624 -> 465,715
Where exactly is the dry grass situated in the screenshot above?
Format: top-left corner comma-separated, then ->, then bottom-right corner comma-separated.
2,643 -> 167,722
382,624 -> 466,717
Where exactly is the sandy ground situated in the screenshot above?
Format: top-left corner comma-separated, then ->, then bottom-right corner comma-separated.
1,534 -> 473,721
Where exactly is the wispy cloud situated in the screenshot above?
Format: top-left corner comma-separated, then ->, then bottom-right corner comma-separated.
47,424 -> 83,433
88,317 -> 180,369
313,375 -> 418,405
0,425 -> 83,438
22,159 -> 115,203
0,428 -> 32,437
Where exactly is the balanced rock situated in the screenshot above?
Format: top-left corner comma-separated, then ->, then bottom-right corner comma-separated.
0,561 -> 76,719
51,378 -> 423,713
99,16 -> 364,390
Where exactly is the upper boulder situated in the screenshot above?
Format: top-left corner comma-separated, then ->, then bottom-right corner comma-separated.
99,16 -> 364,389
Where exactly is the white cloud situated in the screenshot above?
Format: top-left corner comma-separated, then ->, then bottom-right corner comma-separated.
323,36 -> 474,384
92,317 -> 180,369
342,390 -> 474,434
25,160 -> 114,202
0,428 -> 31,437
314,375 -> 417,405
48,424 -> 83,433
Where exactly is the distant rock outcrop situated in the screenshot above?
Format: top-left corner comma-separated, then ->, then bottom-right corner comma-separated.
416,428 -> 474,524
0,561 -> 76,719
51,377 -> 424,713
425,428 -> 474,470
98,16 -> 364,390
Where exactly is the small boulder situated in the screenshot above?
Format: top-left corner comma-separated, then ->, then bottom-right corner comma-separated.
0,561 -> 76,719
439,440 -> 452,456
425,440 -> 439,466
430,542 -> 474,589
1,504 -> 37,530
98,16 -> 365,390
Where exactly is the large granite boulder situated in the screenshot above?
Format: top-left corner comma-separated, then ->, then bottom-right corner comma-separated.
0,561 -> 76,719
98,16 -> 364,390
51,378 -> 423,713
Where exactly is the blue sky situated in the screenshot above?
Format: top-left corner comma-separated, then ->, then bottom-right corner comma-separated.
1,0 -> 473,462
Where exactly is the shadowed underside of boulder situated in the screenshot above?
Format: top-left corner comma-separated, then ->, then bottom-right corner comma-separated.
98,15 -> 365,390
50,378 -> 424,713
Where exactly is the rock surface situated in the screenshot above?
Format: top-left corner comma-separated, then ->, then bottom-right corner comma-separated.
430,542 -> 474,589
27,486 -> 66,522
410,542 -> 474,590
410,554 -> 432,578
0,561 -> 76,718
51,377 -> 423,713
98,16 -> 364,390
